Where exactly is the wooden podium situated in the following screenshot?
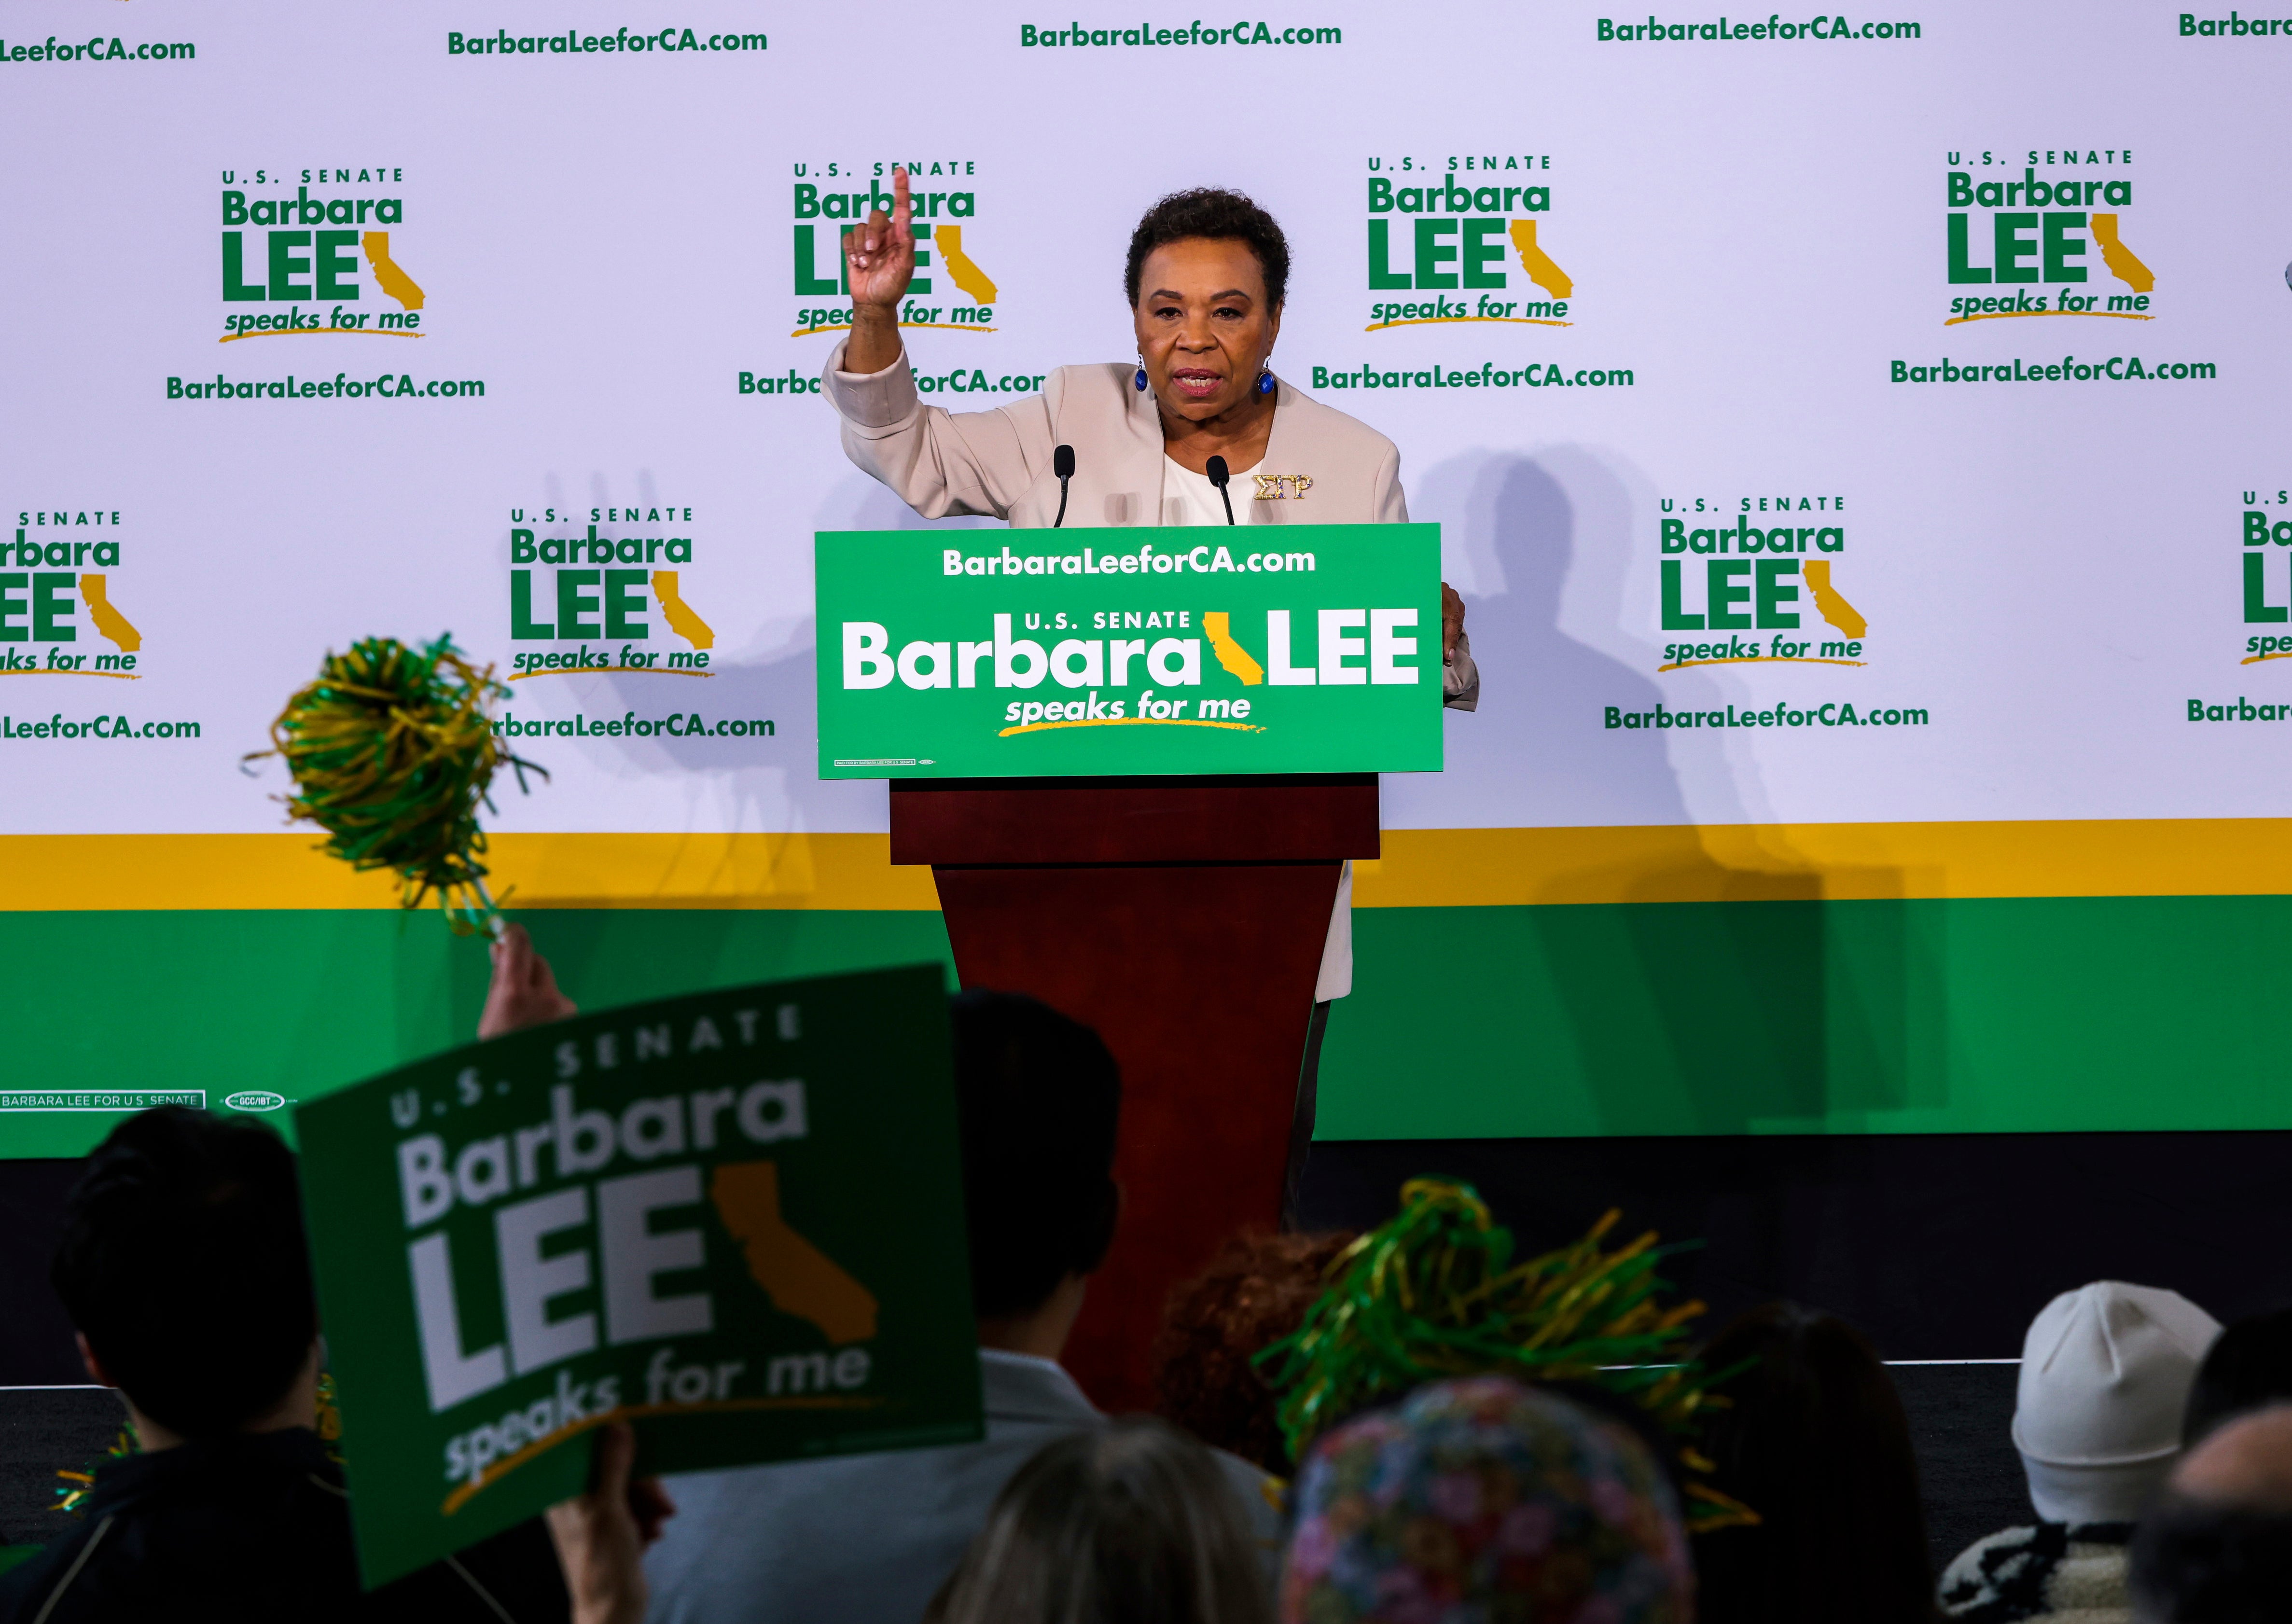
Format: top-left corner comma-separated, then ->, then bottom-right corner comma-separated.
890,773 -> 1380,1412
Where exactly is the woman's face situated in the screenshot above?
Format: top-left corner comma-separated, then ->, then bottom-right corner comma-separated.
1133,237 -> 1282,422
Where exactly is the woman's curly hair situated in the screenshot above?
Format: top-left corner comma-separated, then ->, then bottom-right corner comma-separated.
1125,189 -> 1291,311
1150,1229 -> 1355,1474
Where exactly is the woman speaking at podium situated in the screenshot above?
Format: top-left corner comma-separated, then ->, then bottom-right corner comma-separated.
821,173 -> 1477,1154
823,168 -> 1476,708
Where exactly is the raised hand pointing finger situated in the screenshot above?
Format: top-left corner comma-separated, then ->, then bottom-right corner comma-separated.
841,167 -> 916,375
845,166 -> 916,311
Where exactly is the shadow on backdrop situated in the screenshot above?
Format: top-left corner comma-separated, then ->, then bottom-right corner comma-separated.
1353,448 -> 1931,1136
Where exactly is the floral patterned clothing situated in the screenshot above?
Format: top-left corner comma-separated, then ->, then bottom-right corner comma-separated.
1280,1377 -> 1695,1624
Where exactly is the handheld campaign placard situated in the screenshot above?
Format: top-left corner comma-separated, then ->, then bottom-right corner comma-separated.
817,523 -> 1445,777
295,965 -> 980,1588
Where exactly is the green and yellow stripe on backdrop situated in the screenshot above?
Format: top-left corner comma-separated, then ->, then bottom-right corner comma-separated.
4,819 -> 2288,1156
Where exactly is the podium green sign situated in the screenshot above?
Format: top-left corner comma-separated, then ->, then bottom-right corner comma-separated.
816,523 -> 1444,777
294,966 -> 981,1588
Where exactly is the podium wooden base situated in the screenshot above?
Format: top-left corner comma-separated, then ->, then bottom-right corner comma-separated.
891,774 -> 1379,1412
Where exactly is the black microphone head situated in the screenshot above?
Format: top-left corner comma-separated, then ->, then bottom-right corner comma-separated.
1205,456 -> 1229,488
1053,444 -> 1075,480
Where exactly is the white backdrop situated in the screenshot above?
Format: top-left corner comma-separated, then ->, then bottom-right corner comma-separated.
4,0 -> 2286,844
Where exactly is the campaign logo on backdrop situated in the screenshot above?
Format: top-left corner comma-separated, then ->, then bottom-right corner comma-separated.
5,508 -> 143,679
2239,483 -> 2292,667
788,161 -> 995,335
1653,493 -> 1867,672
505,503 -> 717,680
1602,492 -> 1927,737
740,160 -> 1039,402
1942,148 -> 2154,328
218,165 -> 426,343
1363,154 -> 1571,333
1302,152 -> 1634,403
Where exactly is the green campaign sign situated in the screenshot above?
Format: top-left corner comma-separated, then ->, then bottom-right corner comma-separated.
295,966 -> 981,1588
816,523 -> 1445,777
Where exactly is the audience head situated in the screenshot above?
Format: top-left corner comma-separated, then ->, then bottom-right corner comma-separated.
2182,1304 -> 2292,1447
1281,1375 -> 1693,1624
2130,1403 -> 2292,1622
1152,1229 -> 1356,1474
2014,1280 -> 2220,1525
1689,1302 -> 1932,1624
949,990 -> 1122,1319
52,1106 -> 318,1440
933,1416 -> 1272,1624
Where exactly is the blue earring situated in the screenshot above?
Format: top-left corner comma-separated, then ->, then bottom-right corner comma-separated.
1135,365 -> 1149,391
1256,367 -> 1275,396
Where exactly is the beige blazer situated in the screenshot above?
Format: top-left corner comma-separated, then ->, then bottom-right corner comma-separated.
823,341 -> 1477,708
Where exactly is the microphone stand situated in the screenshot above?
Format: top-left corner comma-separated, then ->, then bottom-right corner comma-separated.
1206,456 -> 1236,526
1052,443 -> 1075,528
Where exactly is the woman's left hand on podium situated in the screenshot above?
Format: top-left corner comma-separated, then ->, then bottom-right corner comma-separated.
1442,583 -> 1466,664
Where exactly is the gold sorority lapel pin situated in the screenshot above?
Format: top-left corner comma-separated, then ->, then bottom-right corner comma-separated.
1252,475 -> 1313,500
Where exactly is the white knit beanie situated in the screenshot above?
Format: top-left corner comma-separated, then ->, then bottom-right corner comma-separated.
2011,1280 -> 2221,1525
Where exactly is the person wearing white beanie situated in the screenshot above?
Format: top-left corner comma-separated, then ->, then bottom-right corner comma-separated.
1939,1282 -> 2222,1623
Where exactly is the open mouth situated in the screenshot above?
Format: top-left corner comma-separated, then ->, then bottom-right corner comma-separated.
1169,367 -> 1224,400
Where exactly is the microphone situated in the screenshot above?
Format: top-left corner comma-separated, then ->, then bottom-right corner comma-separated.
1052,444 -> 1075,528
1205,456 -> 1236,526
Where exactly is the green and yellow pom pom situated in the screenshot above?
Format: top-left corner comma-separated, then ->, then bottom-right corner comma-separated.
1258,1178 -> 1760,1532
252,634 -> 541,933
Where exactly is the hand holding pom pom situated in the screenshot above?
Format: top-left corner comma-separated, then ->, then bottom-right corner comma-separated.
480,923 -> 579,1039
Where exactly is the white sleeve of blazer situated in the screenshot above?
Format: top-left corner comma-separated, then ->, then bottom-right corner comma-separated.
823,341 -> 1057,521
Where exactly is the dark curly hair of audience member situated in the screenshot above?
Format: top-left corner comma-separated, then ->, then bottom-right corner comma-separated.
1692,1301 -> 1938,1624
1150,1229 -> 1353,1474
1124,189 -> 1291,312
